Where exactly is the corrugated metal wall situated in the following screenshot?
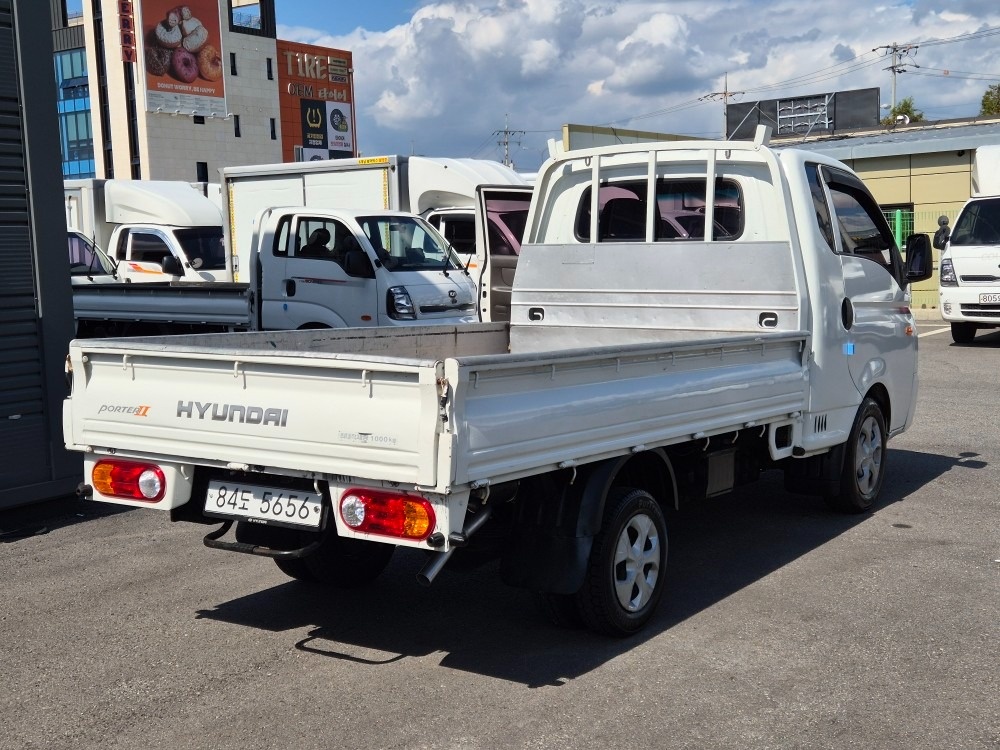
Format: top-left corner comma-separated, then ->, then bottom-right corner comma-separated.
0,0 -> 80,509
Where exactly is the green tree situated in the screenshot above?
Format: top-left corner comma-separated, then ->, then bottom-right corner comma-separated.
980,84 -> 1000,116
881,97 -> 924,127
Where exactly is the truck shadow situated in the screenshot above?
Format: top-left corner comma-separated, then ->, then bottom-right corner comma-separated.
951,329 -> 1000,347
194,447 -> 982,687
0,494 -> 130,543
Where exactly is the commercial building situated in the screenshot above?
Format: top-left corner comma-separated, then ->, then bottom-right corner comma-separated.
49,0 -> 356,182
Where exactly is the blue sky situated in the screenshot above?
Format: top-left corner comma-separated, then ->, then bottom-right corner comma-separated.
271,1 -> 1000,170
69,1 -> 1000,170
274,0 -> 417,33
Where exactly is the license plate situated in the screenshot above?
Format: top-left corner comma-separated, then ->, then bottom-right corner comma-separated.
979,293 -> 1000,304
204,481 -> 323,528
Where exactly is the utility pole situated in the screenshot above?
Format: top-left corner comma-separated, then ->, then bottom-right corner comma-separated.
874,42 -> 918,110
494,114 -> 524,169
700,73 -> 744,138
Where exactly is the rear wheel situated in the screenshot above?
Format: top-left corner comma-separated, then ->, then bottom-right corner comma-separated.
825,398 -> 886,514
576,487 -> 667,637
951,322 -> 977,344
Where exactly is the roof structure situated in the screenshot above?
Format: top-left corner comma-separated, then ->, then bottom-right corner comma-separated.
770,117 -> 1000,160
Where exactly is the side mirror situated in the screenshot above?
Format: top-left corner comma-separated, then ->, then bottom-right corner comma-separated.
344,249 -> 375,279
904,233 -> 933,284
932,215 -> 950,250
161,255 -> 182,276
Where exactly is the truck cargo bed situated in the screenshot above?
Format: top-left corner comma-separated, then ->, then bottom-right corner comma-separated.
65,323 -> 809,492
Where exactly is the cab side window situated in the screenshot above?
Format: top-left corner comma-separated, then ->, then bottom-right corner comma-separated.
288,218 -> 354,266
128,232 -> 172,264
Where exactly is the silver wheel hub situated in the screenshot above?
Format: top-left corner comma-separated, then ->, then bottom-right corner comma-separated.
854,415 -> 883,495
613,513 -> 661,612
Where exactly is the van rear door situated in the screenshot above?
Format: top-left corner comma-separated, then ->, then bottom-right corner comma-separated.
474,185 -> 533,322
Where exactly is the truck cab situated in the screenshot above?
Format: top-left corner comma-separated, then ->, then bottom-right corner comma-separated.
937,145 -> 1000,343
253,207 -> 477,329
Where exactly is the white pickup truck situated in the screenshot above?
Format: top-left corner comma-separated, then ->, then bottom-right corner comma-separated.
71,206 -> 477,336
64,132 -> 932,636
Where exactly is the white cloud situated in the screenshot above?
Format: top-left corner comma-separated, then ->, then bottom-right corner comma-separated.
279,1 -> 1000,170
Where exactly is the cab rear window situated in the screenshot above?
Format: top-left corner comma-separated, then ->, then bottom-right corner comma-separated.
575,178 -> 743,242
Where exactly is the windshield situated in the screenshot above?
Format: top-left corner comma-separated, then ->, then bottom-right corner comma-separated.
67,232 -> 115,276
173,227 -> 226,270
950,198 -> 1000,246
357,215 -> 455,271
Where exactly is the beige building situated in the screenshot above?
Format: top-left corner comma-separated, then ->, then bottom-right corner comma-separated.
78,0 -> 285,181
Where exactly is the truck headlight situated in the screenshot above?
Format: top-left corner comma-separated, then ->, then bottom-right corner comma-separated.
386,286 -> 416,320
939,258 -> 957,286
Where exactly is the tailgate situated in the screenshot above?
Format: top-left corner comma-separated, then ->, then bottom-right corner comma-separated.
64,342 -> 444,486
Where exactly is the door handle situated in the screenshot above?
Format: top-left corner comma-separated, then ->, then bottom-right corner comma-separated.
841,297 -> 854,330
285,279 -> 296,296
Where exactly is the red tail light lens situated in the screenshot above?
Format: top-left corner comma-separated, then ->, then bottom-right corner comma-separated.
92,459 -> 166,502
339,488 -> 435,541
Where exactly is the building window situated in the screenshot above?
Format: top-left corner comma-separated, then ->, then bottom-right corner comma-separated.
54,48 -> 95,178
230,52 -> 238,76
266,57 -> 273,80
270,118 -> 276,140
196,162 -> 208,183
193,115 -> 205,124
234,115 -> 241,138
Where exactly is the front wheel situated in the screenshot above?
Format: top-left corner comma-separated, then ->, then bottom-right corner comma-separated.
951,322 -> 977,344
825,398 -> 887,514
576,487 -> 668,637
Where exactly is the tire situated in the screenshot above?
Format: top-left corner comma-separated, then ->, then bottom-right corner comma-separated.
235,522 -> 394,586
825,398 -> 887,514
951,322 -> 977,344
576,487 -> 668,637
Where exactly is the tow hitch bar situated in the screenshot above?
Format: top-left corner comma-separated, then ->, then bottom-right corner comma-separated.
202,520 -> 325,559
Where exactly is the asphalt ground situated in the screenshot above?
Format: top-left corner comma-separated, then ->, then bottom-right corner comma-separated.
1,318 -> 997,750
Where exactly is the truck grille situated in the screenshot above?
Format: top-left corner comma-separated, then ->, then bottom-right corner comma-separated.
960,275 -> 1000,283
960,304 -> 1000,318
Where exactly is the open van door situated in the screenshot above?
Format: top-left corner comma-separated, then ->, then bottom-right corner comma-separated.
474,185 -> 533,322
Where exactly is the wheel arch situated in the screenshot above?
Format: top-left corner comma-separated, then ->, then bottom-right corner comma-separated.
500,449 -> 677,596
574,449 -> 677,537
864,381 -> 891,431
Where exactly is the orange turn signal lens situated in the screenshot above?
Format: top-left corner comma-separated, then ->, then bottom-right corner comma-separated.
92,459 -> 165,502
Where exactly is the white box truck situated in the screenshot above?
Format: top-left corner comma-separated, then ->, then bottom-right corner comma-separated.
64,131 -> 933,635
64,179 -> 227,283
221,155 -> 533,321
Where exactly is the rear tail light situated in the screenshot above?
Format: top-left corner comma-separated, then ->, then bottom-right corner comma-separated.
339,488 -> 435,541
92,459 -> 166,502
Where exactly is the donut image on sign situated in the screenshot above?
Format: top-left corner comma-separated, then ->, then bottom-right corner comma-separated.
143,4 -> 221,84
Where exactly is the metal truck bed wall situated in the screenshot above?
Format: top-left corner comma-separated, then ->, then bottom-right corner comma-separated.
72,282 -> 251,326
65,323 -> 808,493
